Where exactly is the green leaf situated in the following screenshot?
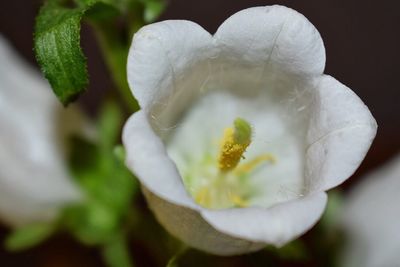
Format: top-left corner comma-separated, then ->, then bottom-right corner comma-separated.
34,0 -> 122,105
34,1 -> 90,105
4,224 -> 55,251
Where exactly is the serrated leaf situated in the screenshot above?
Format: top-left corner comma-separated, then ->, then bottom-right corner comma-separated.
34,0 -> 121,105
5,224 -> 55,251
34,1 -> 90,105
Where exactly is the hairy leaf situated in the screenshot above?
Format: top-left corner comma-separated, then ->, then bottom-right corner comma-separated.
34,0 -> 120,105
34,1 -> 90,105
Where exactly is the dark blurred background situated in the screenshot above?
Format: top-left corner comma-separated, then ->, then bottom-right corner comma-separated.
0,0 -> 399,266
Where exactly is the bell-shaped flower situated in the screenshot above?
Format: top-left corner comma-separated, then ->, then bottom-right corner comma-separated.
0,36 -> 89,227
123,5 -> 377,255
341,155 -> 400,267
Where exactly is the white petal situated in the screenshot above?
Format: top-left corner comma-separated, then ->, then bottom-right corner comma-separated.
305,75 -> 377,192
214,5 -> 325,77
0,36 -> 82,226
201,192 -> 327,247
341,155 -> 400,267
143,187 -> 265,256
127,20 -> 213,110
122,110 -> 196,209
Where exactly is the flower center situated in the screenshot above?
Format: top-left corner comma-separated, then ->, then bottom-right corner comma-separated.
218,118 -> 252,171
183,117 -> 275,209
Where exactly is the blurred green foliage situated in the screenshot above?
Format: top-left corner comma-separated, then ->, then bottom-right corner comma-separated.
4,223 -> 55,251
65,101 -> 138,246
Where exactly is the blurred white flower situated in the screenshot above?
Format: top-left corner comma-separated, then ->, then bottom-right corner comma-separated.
123,5 -> 377,255
341,155 -> 400,267
0,36 -> 90,227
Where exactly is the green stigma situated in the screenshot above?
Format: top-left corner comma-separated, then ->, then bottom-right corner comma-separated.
233,117 -> 252,144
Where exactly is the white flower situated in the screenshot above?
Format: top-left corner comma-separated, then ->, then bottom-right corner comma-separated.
123,5 -> 377,255
0,36 -> 89,227
341,155 -> 400,267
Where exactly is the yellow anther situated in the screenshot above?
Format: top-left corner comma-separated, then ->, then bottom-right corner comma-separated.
229,194 -> 248,207
188,118 -> 277,209
234,154 -> 276,175
195,187 -> 211,207
218,118 -> 252,172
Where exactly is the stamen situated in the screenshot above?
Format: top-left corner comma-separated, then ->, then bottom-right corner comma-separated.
195,187 -> 211,207
188,118 -> 277,209
218,118 -> 252,172
195,186 -> 249,209
229,193 -> 248,207
234,154 -> 276,175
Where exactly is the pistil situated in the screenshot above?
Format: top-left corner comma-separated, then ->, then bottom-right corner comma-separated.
218,118 -> 252,172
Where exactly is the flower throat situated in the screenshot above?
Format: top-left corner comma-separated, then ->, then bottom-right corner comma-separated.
182,117 -> 275,209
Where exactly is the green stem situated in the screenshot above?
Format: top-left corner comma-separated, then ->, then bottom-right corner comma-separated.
102,232 -> 135,267
92,21 -> 140,112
